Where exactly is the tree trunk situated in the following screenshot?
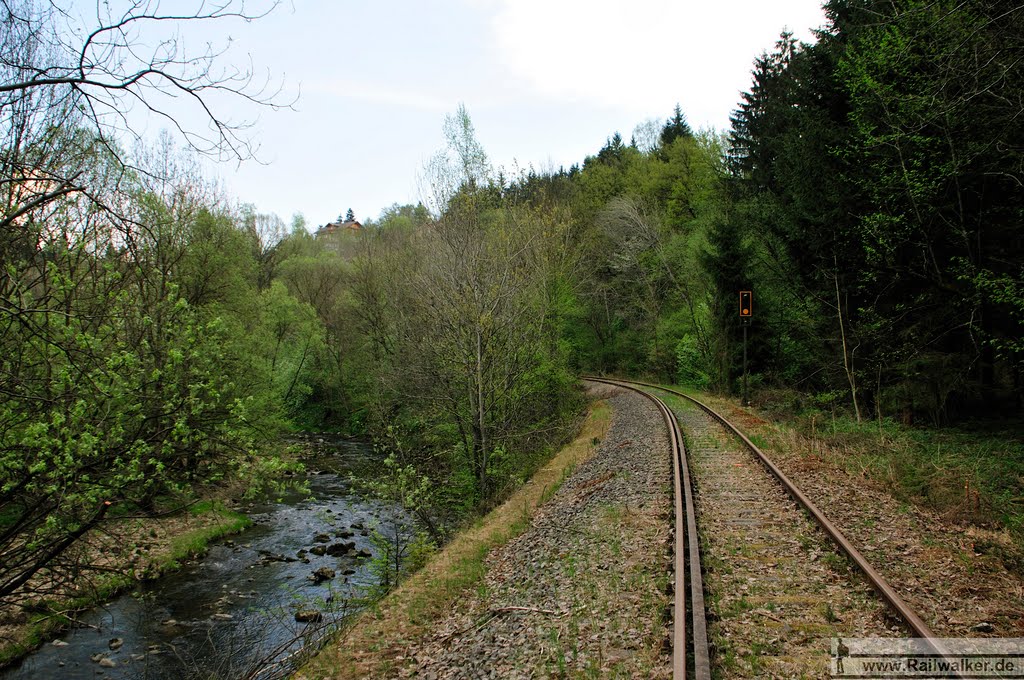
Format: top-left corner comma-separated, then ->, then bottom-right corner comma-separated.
835,267 -> 862,423
474,325 -> 488,497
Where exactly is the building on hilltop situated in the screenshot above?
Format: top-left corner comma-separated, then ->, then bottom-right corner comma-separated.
314,212 -> 363,258
315,215 -> 362,238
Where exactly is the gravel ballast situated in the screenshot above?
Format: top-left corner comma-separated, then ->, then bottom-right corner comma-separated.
671,397 -> 902,678
397,383 -> 673,679
700,394 -> 1024,641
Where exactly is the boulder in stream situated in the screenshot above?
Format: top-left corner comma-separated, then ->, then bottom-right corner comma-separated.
257,549 -> 289,563
311,567 -> 335,583
91,652 -> 116,667
295,609 -> 322,623
326,541 -> 355,556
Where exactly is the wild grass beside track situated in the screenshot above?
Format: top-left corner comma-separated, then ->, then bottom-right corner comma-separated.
653,382 -> 1024,564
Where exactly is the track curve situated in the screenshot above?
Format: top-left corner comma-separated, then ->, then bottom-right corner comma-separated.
584,377 -> 711,680
588,376 -> 960,674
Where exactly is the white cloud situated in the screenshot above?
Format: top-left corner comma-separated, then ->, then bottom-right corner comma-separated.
489,0 -> 826,128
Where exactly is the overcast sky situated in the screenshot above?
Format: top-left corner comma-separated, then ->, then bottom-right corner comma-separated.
147,0 -> 830,229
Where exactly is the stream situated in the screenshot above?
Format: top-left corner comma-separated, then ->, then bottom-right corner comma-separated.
2,436 -> 403,680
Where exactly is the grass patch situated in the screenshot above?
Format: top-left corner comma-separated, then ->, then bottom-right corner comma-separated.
786,410 -> 1024,543
161,504 -> 251,571
297,399 -> 612,680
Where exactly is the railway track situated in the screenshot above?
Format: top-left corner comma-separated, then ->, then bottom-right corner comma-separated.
585,376 -> 711,680
585,376 -> 949,678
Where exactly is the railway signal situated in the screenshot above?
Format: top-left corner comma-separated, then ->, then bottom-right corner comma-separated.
739,290 -> 752,323
739,290 -> 752,405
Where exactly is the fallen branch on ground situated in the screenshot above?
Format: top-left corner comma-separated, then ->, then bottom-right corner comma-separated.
442,605 -> 565,643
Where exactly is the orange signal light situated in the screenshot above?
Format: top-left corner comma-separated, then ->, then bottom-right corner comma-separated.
739,291 -> 752,317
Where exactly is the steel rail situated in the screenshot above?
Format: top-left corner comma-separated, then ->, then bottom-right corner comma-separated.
604,377 -> 955,664
584,376 -> 711,680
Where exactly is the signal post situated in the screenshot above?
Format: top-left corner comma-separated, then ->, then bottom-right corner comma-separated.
740,291 -> 752,406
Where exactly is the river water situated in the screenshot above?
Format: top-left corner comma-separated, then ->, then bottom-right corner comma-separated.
2,436 -> 402,680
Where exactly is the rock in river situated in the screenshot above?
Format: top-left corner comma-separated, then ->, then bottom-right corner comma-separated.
326,541 -> 355,556
311,567 -> 335,583
295,609 -> 322,623
91,653 -> 116,667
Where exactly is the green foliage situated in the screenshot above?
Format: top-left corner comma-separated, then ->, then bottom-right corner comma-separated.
5,4 -> 1022,614
233,450 -> 307,501
676,334 -> 709,388
355,441 -> 440,594
968,268 -> 1024,371
783,406 -> 1024,542
358,448 -> 438,523
351,121 -> 586,506
166,508 -> 252,567
367,528 -> 436,597
257,281 -> 326,417
725,0 -> 1023,419
0,135 -> 317,602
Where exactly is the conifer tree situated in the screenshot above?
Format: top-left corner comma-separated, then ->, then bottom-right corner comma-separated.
660,104 -> 693,147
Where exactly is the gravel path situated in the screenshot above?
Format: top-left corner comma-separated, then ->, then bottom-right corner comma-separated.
672,398 -> 901,678
398,384 -> 673,679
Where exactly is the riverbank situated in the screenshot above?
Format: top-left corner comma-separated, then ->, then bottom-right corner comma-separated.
0,500 -> 251,668
1,435 -> 393,680
296,395 -> 613,679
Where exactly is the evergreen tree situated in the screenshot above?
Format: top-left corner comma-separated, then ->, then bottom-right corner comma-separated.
660,104 -> 693,147
727,0 -> 1024,420
596,133 -> 626,165
345,208 -> 356,222
702,211 -> 756,391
